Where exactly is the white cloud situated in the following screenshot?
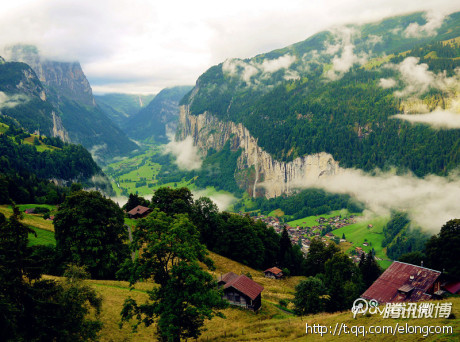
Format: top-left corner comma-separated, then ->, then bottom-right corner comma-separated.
379,78 -> 397,88
292,168 -> 460,233
163,136 -> 203,170
0,91 -> 29,108
222,54 -> 296,85
391,57 -> 460,97
260,55 -> 296,73
0,1 -> 458,93
325,27 -> 368,80
192,189 -> 237,211
367,34 -> 383,45
404,11 -> 446,37
392,109 -> 460,129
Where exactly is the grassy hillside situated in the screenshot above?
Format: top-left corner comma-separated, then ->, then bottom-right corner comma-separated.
0,205 -> 55,232
9,204 -> 457,341
43,251 -> 459,341
0,205 -> 56,246
332,216 -> 393,269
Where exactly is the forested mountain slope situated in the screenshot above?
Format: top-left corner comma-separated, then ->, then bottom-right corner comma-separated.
95,93 -> 155,128
125,86 -> 193,142
3,45 -> 137,159
181,11 -> 460,179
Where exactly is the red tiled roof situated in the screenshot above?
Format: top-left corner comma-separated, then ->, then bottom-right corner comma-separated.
361,261 -> 441,303
224,275 -> 264,300
264,267 -> 283,275
219,272 -> 239,284
128,205 -> 151,216
444,281 -> 460,294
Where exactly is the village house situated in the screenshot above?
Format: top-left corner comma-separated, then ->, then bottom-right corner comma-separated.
127,205 -> 152,219
264,267 -> 283,279
218,272 -> 264,311
361,261 -> 442,303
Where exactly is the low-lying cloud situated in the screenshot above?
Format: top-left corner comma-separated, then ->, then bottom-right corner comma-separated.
290,168 -> 460,233
325,27 -> 368,80
404,11 -> 446,38
192,189 -> 237,211
392,109 -> 460,129
0,91 -> 29,108
387,57 -> 460,97
222,54 -> 297,85
379,78 -> 397,89
163,136 -> 202,170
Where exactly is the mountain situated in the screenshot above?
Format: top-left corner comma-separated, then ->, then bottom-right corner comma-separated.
95,93 -> 155,128
3,45 -> 137,160
125,86 -> 193,142
178,11 -> 460,198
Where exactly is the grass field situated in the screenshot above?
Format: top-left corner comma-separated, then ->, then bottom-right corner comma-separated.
104,145 -> 164,197
0,205 -> 55,232
286,209 -> 358,227
43,252 -> 460,341
104,144 -> 200,197
332,215 -> 392,269
29,227 -> 56,246
23,135 -> 60,152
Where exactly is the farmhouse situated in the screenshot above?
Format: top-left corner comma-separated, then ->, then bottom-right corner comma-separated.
264,267 -> 283,279
127,205 -> 152,219
361,261 -> 442,303
218,272 -> 264,311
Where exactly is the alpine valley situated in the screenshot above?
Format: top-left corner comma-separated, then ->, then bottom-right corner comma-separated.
1,8 -> 460,342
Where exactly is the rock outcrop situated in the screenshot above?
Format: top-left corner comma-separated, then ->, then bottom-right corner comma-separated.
5,45 -> 95,107
51,112 -> 70,143
178,106 -> 340,198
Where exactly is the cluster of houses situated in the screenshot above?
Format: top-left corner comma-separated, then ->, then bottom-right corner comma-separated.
239,213 -> 356,255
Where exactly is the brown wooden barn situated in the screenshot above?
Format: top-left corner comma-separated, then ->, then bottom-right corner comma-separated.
361,261 -> 442,303
127,205 -> 152,219
218,272 -> 264,311
264,267 -> 283,279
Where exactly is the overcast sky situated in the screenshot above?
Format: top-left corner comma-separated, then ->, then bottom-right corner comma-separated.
0,0 -> 458,94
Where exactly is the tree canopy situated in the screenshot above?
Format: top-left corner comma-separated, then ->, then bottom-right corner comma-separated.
0,208 -> 102,341
54,190 -> 128,279
426,219 -> 460,278
120,210 -> 227,341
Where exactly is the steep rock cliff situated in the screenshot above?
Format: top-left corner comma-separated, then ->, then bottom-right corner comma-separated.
5,45 -> 95,106
178,106 -> 340,198
4,45 -> 137,158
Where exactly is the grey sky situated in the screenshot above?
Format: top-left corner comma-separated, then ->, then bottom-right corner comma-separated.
0,0 -> 458,94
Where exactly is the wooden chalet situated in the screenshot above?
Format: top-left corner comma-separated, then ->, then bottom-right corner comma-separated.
361,261 -> 442,303
264,267 -> 283,279
218,272 -> 264,311
127,205 -> 152,219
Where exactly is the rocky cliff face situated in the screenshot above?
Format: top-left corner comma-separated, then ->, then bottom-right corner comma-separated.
179,106 -> 340,198
5,45 -> 95,107
3,45 -> 137,158
51,111 -> 70,142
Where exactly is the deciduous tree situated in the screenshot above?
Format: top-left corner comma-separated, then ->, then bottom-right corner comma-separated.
120,210 -> 227,341
54,190 -> 128,279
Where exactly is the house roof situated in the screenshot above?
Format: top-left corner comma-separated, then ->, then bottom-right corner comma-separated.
444,281 -> 460,294
224,275 -> 264,300
219,272 -> 239,284
361,261 -> 441,303
264,267 -> 283,275
128,205 -> 151,216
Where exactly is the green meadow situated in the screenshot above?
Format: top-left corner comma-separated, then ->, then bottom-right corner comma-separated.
29,227 -> 56,246
332,215 -> 393,269
286,209 -> 358,227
